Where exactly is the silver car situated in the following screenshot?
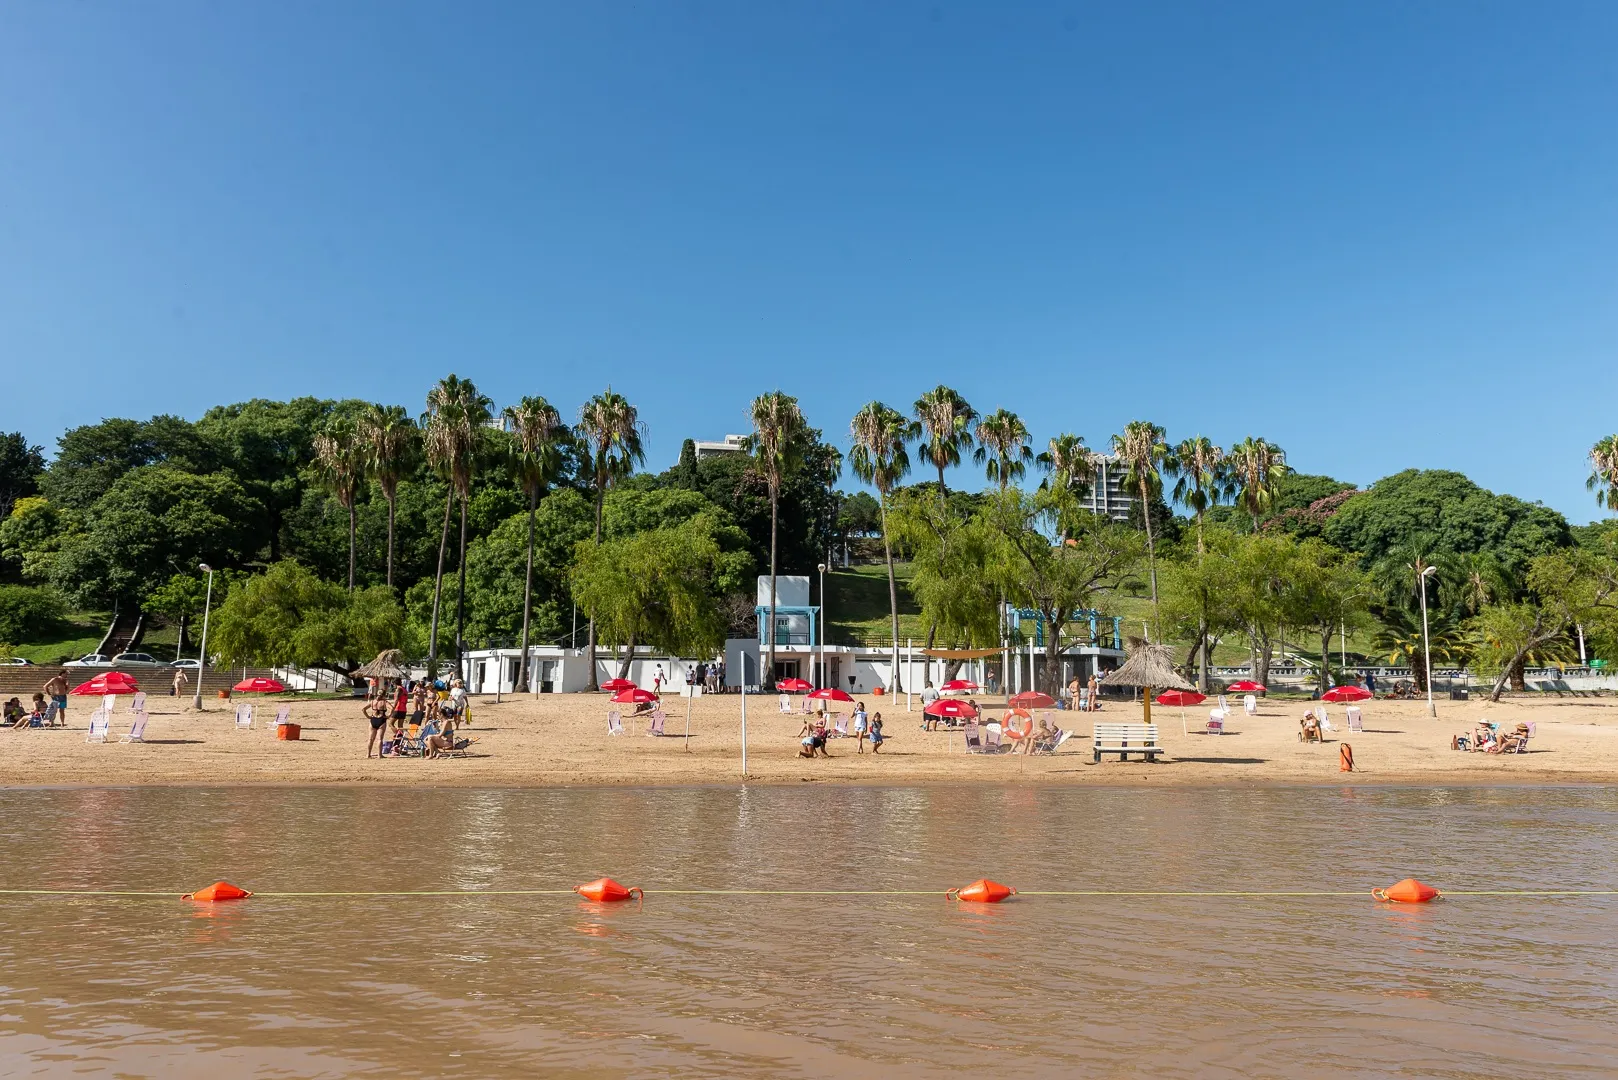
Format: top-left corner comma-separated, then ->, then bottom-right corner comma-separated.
64,654 -> 112,667
111,653 -> 165,667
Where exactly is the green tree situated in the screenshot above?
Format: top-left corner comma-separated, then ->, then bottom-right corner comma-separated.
0,496 -> 77,584
849,401 -> 918,691
1171,436 -> 1224,554
146,572 -> 208,654
503,396 -> 569,691
0,432 -> 46,522
41,415 -> 218,511
1036,434 -> 1095,537
1589,435 -> 1618,513
746,391 -> 808,688
1111,420 -> 1174,632
1280,538 -> 1371,694
357,403 -> 420,590
912,385 -> 976,500
312,416 -> 367,591
888,487 -> 1001,653
576,389 -> 646,689
197,397 -> 344,561
423,375 -> 493,679
1225,436 -> 1289,531
0,584 -> 66,643
973,409 -> 1033,491
209,559 -> 402,669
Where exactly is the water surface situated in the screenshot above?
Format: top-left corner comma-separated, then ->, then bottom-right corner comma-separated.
3,785 -> 1616,1077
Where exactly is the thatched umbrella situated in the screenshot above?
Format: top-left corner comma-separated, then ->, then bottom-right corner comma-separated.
1099,640 -> 1194,725
354,649 -> 408,682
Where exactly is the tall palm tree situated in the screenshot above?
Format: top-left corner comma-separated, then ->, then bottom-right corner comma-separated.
747,391 -> 808,690
423,375 -> 492,680
973,408 -> 1033,491
1172,435 -> 1225,554
1589,435 -> 1618,512
576,390 -> 646,691
1036,433 -> 1094,501
358,403 -> 419,590
1226,436 -> 1289,531
912,385 -> 976,502
312,416 -> 366,591
1111,420 -> 1174,632
504,396 -> 567,693
850,401 -> 917,693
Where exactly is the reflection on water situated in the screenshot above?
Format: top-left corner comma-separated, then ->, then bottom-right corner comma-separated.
3,785 -> 1617,1077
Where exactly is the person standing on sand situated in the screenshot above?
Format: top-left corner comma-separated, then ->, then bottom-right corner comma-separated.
43,671 -> 68,720
363,697 -> 389,758
653,664 -> 666,694
1087,674 -> 1099,712
172,668 -> 188,697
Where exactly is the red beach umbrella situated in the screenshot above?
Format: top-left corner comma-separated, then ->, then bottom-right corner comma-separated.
1008,691 -> 1056,709
600,678 -> 636,692
233,677 -> 287,693
1321,685 -> 1373,703
776,678 -> 813,692
924,698 -> 978,719
1226,680 -> 1267,693
611,688 -> 659,704
70,671 -> 140,695
940,679 -> 980,693
807,687 -> 854,703
1155,690 -> 1207,707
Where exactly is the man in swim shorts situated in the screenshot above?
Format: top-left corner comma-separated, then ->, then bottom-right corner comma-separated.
43,671 -> 68,720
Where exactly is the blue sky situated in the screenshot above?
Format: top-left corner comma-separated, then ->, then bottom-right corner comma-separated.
2,1 -> 1614,521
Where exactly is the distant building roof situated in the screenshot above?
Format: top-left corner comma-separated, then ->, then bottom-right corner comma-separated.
694,434 -> 748,459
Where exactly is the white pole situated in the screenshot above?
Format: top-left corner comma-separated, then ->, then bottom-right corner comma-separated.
685,683 -> 693,752
495,651 -> 502,703
907,638 -> 913,712
1419,565 -> 1436,718
1029,637 -> 1036,696
740,655 -> 749,777
1578,624 -> 1587,664
192,565 -> 214,711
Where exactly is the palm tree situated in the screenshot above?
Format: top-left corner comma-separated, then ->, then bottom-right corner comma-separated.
747,391 -> 808,690
576,389 -> 645,690
1035,433 -> 1095,526
358,403 -> 419,590
912,385 -> 976,501
1111,420 -> 1174,631
312,416 -> 366,591
1448,552 -> 1509,617
850,401 -> 918,693
423,375 -> 492,681
1589,435 -> 1618,512
1172,435 -> 1225,554
1226,436 -> 1289,530
973,408 -> 1033,491
504,396 -> 567,693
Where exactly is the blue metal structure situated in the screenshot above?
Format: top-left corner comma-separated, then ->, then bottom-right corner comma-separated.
1006,608 -> 1123,650
755,605 -> 821,647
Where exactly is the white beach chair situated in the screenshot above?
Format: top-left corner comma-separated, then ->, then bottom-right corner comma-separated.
130,691 -> 147,713
647,710 -> 665,736
85,710 -> 110,743
778,693 -> 792,714
103,694 -> 118,714
831,715 -> 849,737
1244,694 -> 1258,715
1347,706 -> 1363,733
235,703 -> 253,730
1217,694 -> 1231,717
1206,710 -> 1225,736
963,718 -> 983,753
984,724 -> 1003,752
274,705 -> 291,727
607,711 -> 624,736
120,713 -> 148,743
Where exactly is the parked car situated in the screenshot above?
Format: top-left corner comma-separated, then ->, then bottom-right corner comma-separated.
0,656 -> 35,665
111,653 -> 165,667
64,654 -> 112,667
171,659 -> 201,669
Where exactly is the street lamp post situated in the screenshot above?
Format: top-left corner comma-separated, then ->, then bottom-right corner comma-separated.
192,564 -> 215,711
817,562 -> 827,689
1419,564 -> 1438,718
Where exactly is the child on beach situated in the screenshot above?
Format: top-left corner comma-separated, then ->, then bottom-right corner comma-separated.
853,703 -> 869,752
868,712 -> 884,753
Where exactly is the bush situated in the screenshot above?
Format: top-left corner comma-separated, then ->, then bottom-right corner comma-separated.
0,585 -> 67,642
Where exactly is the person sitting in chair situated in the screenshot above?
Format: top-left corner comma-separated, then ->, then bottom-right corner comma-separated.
424,717 -> 458,759
1299,710 -> 1322,743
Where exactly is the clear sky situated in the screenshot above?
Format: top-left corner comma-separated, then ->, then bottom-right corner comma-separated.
2,2 -> 1614,520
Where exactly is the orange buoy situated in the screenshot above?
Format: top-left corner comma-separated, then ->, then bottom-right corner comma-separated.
1339,743 -> 1355,772
182,881 -> 253,902
574,877 -> 644,903
1372,878 -> 1441,903
946,879 -> 1016,903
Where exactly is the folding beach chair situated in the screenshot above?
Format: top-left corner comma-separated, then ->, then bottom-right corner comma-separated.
103,694 -> 118,715
85,710 -> 110,743
607,711 -> 624,736
1205,710 -> 1225,736
1244,694 -> 1258,715
1347,706 -> 1363,733
120,713 -> 148,743
983,724 -> 1003,752
831,715 -> 849,738
778,694 -> 792,714
647,710 -> 665,736
235,703 -> 253,730
130,692 -> 147,713
963,718 -> 983,753
274,705 -> 291,727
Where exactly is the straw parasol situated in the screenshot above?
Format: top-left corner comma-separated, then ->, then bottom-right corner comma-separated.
354,649 -> 408,681
1099,640 -> 1194,725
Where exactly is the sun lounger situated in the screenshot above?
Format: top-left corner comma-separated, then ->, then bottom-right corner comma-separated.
120,713 -> 148,743
85,710 -> 110,743
647,710 -> 665,736
607,711 -> 624,736
1244,694 -> 1258,715
963,718 -> 983,753
130,692 -> 147,713
830,715 -> 849,737
1347,706 -> 1363,732
235,704 -> 253,730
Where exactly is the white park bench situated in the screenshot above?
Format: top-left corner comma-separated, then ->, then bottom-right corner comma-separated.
1092,723 -> 1163,764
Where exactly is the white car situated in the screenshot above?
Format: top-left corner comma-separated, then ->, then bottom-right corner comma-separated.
171,659 -> 201,669
64,654 -> 113,667
111,652 -> 165,667
0,657 -> 34,665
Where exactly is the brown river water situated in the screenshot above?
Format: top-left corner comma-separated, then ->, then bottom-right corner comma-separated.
2,784 -> 1617,1077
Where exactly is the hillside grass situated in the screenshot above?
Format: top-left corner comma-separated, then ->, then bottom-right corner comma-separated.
10,612 -> 187,665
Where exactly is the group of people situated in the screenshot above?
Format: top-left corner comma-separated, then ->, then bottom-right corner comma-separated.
1064,675 -> 1102,712
363,676 -> 469,759
799,701 -> 884,757
9,676 -> 69,730
1452,722 -> 1531,753
688,661 -> 725,694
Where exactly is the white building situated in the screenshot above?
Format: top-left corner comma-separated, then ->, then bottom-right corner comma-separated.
693,434 -> 748,460
1080,454 -> 1134,523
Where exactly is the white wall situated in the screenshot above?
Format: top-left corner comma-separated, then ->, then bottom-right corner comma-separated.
756,575 -> 810,606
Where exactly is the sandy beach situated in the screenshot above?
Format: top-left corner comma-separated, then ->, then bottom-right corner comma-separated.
6,690 -> 1618,787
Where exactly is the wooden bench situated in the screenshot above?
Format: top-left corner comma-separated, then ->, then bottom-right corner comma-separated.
1093,723 -> 1163,763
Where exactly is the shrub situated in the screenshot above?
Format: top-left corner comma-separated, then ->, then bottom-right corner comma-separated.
0,585 -> 67,642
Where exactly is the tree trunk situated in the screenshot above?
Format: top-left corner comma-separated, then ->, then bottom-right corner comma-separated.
881,496 -> 902,693
1197,620 -> 1209,692
454,494 -> 468,683
1257,634 -> 1273,688
937,461 -> 947,502
1140,476 -> 1159,634
346,500 -> 357,591
616,632 -> 637,680
765,487 -> 778,689
1044,615 -> 1062,696
585,487 -> 604,691
427,486 -> 454,678
385,489 -> 396,590
1509,654 -> 1527,692
517,485 -> 536,693
1320,628 -> 1334,695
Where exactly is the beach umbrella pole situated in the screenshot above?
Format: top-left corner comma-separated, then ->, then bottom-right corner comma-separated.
684,685 -> 693,753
